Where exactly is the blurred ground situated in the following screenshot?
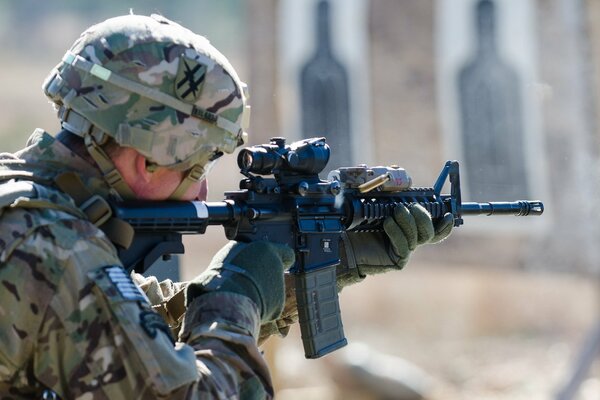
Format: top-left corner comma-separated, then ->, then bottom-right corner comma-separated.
260,263 -> 600,400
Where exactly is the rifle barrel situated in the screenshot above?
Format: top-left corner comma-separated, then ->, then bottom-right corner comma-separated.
460,201 -> 544,216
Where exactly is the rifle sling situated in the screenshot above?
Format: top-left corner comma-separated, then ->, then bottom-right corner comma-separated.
54,172 -> 134,249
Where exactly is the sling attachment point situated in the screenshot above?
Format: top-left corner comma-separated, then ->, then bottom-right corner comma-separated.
79,195 -> 112,227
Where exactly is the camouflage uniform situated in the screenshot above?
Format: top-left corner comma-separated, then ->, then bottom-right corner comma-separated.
0,129 -> 272,398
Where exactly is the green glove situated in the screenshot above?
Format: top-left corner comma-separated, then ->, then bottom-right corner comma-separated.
337,204 -> 453,289
186,241 -> 295,322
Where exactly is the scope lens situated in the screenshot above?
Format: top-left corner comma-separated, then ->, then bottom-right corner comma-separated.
240,150 -> 253,170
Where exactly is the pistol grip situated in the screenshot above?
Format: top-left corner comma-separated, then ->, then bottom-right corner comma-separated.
294,264 -> 347,358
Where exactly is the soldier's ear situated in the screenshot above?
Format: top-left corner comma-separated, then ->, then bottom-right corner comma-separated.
134,153 -> 153,183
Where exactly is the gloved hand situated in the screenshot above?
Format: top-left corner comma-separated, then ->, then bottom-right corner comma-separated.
258,273 -> 298,345
186,241 -> 295,323
337,203 -> 454,289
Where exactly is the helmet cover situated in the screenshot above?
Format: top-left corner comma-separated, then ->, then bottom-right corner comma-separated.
43,14 -> 250,172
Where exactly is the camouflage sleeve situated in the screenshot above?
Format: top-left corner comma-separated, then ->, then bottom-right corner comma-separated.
4,215 -> 272,399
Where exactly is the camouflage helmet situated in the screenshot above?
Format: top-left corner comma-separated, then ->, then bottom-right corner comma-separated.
43,14 -> 249,198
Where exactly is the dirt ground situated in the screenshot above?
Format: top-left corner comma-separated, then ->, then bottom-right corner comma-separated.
256,263 -> 600,400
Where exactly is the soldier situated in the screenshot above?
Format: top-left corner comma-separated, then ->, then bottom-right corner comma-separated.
0,14 -> 453,399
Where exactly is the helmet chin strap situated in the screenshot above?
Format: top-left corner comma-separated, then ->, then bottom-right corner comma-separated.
59,105 -> 137,201
88,132 -> 205,202
168,163 -> 206,200
84,134 -> 137,201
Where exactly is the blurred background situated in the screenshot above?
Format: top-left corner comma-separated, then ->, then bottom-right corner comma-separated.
1,0 -> 598,398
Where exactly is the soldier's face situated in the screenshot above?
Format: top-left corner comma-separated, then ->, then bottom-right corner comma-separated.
137,168 -> 209,201
177,178 -> 208,201
112,147 -> 208,201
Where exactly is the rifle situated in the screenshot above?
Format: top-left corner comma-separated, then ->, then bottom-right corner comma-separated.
114,137 -> 544,358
